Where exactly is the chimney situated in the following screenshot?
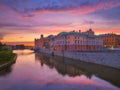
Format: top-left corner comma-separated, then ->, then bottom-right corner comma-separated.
79,30 -> 81,33
41,34 -> 44,38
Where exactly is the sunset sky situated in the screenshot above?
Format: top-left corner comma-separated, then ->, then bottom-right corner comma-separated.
0,0 -> 120,46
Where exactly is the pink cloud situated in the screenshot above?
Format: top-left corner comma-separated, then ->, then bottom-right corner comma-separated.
69,0 -> 120,15
26,0 -> 120,17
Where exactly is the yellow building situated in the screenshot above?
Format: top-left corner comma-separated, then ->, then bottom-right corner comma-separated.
101,34 -> 120,48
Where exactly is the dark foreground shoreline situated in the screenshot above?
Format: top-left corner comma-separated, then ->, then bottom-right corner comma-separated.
0,55 -> 17,71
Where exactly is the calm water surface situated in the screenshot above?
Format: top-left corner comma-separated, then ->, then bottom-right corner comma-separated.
0,50 -> 120,90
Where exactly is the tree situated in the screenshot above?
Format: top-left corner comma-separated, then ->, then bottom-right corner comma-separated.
0,42 -> 3,50
0,42 -> 11,51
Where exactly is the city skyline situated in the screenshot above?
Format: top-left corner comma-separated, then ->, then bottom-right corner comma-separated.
0,0 -> 120,46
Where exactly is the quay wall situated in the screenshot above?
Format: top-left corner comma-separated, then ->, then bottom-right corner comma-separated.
37,48 -> 120,69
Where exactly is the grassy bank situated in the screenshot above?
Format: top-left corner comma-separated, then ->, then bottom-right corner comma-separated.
0,51 -> 16,65
0,42 -> 16,66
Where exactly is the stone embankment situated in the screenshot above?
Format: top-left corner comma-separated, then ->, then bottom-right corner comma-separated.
36,48 -> 120,69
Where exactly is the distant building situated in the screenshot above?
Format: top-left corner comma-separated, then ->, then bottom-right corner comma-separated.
100,33 -> 120,48
44,35 -> 55,49
15,44 -> 25,49
53,29 -> 103,51
35,34 -> 54,50
35,34 -> 46,48
35,29 -> 104,51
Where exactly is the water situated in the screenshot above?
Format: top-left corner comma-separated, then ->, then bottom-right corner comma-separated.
0,49 -> 120,90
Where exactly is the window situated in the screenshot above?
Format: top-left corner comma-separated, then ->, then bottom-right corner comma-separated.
75,40 -> 77,44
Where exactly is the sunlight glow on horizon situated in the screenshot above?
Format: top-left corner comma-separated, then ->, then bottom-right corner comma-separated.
0,0 -> 120,46
1,28 -> 120,46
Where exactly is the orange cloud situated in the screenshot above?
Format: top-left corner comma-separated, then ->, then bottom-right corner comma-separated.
1,41 -> 34,46
94,29 -> 120,35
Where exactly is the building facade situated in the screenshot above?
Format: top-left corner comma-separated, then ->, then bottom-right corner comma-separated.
35,29 -> 104,51
53,29 -> 103,51
35,34 -> 46,48
100,34 -> 120,48
35,34 -> 54,50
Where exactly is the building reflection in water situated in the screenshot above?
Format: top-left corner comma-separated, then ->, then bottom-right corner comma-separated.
35,53 -> 120,87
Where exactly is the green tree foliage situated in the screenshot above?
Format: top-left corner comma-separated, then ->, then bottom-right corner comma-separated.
0,42 -> 11,51
0,42 -> 15,64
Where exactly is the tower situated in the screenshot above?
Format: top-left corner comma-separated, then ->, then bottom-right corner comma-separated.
41,34 -> 44,39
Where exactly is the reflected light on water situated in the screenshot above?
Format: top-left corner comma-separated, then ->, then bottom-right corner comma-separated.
0,50 -> 119,90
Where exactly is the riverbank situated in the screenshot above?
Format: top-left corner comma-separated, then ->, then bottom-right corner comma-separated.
0,53 -> 17,71
36,48 -> 120,69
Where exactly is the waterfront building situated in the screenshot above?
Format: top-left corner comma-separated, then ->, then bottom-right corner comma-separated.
44,35 -> 55,49
100,33 -> 120,48
35,29 -> 104,51
53,29 -> 103,51
35,34 -> 54,50
35,34 -> 46,49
